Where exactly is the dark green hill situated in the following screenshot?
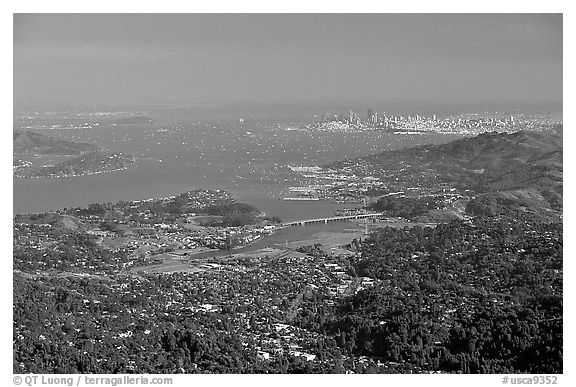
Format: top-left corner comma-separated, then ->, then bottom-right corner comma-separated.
433,131 -> 562,169
328,131 -> 562,220
338,131 -> 562,175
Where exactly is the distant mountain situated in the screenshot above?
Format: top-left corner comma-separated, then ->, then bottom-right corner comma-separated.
352,130 -> 562,173
328,131 -> 563,220
13,131 -> 99,155
111,116 -> 154,126
432,131 -> 562,170
436,132 -> 563,216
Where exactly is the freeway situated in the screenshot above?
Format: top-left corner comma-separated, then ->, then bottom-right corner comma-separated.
282,212 -> 383,226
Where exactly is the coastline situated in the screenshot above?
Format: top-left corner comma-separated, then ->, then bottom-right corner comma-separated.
13,165 -> 134,179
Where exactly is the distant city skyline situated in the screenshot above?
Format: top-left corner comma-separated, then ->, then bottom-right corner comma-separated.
14,14 -> 562,114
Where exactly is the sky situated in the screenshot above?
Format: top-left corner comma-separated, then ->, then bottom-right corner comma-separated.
13,14 -> 563,114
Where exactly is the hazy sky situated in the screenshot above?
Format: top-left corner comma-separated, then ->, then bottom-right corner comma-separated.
13,14 -> 562,112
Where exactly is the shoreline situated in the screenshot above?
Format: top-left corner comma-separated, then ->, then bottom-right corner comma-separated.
13,165 -> 134,179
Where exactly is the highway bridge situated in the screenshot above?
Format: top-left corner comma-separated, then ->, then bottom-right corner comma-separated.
282,212 -> 383,226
